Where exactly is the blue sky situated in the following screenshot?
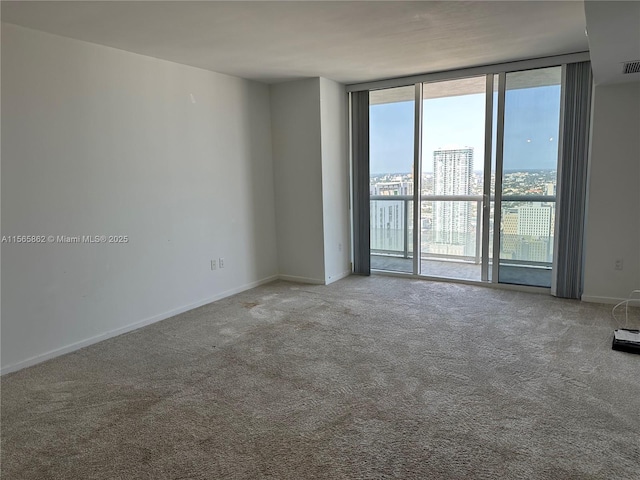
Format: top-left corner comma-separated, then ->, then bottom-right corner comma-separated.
370,85 -> 561,174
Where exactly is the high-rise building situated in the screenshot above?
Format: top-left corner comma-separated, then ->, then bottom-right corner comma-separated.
517,203 -> 552,237
370,180 -> 413,196
501,209 -> 520,258
369,177 -> 413,253
499,203 -> 554,263
433,147 -> 474,247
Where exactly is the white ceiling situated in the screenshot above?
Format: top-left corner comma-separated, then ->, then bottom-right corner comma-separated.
1,1 -> 589,85
584,0 -> 640,85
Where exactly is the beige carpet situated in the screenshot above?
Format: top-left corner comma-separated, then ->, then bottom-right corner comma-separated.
2,276 -> 639,479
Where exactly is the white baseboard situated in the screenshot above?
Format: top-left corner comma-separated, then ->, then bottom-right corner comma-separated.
325,271 -> 351,285
581,295 -> 633,305
277,274 -> 326,285
0,274 -> 279,376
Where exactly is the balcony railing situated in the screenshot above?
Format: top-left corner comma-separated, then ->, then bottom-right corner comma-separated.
370,194 -> 555,268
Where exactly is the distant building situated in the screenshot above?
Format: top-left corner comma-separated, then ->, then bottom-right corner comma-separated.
371,180 -> 413,196
518,203 -> 552,238
501,209 -> 520,257
433,147 -> 473,247
544,183 -> 556,196
370,199 -> 406,253
517,238 -> 551,264
369,176 -> 413,253
500,203 -> 554,263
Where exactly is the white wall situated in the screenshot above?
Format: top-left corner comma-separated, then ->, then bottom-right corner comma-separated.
1,24 -> 278,373
319,78 -> 351,283
270,77 -> 351,285
583,81 -> 640,303
270,78 -> 326,284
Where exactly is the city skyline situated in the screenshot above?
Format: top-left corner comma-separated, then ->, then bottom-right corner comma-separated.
370,167 -> 557,266
370,84 -> 561,175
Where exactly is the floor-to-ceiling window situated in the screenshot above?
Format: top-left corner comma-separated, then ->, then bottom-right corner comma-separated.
497,67 -> 562,287
421,77 -> 487,281
369,86 -> 415,273
364,64 -> 565,288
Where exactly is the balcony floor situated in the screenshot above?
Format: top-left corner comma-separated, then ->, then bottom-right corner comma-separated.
371,255 -> 552,287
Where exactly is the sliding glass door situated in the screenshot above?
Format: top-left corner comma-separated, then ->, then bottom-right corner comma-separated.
496,67 -> 562,287
421,77 -> 487,281
369,86 -> 415,273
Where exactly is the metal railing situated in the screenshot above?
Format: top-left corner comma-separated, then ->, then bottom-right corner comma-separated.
370,194 -> 555,267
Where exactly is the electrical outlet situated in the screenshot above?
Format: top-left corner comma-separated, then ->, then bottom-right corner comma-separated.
211,259 -> 217,270
615,258 -> 623,271
219,257 -> 225,269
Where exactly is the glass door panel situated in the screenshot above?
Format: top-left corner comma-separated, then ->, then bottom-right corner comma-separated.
497,67 -> 562,287
421,77 -> 487,281
369,86 -> 415,273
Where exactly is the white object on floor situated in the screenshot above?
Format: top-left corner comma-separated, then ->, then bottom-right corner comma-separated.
613,329 -> 640,343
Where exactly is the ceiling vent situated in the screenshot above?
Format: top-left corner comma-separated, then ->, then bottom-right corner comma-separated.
622,60 -> 640,75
